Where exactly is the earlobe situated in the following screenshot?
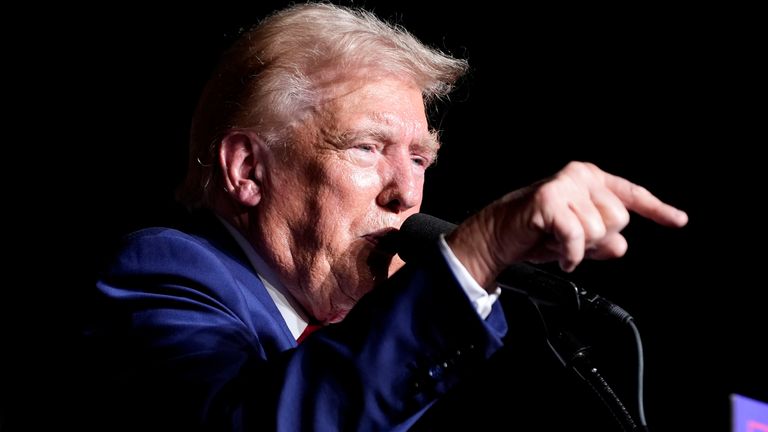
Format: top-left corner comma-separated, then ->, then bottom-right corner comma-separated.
218,130 -> 266,207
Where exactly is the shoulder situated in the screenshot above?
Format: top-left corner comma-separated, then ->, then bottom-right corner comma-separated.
112,208 -> 239,259
120,226 -> 217,261
98,224 -> 268,316
123,226 -> 213,251
105,225 -> 244,283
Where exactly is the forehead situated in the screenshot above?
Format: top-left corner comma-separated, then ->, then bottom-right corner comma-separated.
316,76 -> 430,135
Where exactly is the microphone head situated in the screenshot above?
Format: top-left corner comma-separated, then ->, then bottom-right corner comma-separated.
396,213 -> 457,264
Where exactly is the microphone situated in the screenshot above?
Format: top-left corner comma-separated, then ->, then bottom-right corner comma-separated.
394,213 -> 632,323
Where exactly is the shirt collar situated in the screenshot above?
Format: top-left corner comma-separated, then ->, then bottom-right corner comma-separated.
216,215 -> 309,339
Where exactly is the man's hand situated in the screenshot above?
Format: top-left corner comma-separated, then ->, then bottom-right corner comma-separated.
447,162 -> 688,290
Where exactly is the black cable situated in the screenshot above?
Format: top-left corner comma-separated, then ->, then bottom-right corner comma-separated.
628,318 -> 647,428
581,292 -> 649,429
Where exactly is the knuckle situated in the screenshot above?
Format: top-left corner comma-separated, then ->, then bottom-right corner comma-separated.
629,183 -> 650,198
535,182 -> 560,204
610,235 -> 629,258
563,161 -> 595,178
615,208 -> 631,228
591,222 -> 607,240
561,223 -> 585,243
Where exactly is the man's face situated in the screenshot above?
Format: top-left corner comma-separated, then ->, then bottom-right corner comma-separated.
256,76 -> 437,323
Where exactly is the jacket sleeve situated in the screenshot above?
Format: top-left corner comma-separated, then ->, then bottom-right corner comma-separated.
87,228 -> 507,431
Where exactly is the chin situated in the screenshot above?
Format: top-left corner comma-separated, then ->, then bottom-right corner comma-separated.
326,299 -> 359,323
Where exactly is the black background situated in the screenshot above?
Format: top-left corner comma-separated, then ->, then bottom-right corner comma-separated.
4,1 -> 765,430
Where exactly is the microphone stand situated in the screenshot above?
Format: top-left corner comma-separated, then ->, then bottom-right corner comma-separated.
546,325 -> 645,432
506,281 -> 647,432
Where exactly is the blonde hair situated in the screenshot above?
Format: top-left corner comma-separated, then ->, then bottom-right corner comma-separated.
177,3 -> 468,207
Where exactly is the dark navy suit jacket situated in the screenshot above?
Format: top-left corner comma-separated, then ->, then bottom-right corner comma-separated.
87,212 -> 507,431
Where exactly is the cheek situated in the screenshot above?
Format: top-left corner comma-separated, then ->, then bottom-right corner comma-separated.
323,167 -> 382,213
344,167 -> 382,191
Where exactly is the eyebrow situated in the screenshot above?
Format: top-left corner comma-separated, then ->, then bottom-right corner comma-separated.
336,113 -> 441,161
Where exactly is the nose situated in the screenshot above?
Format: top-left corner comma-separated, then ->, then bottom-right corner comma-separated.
376,154 -> 422,213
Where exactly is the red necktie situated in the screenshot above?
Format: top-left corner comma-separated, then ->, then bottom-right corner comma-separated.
297,323 -> 322,344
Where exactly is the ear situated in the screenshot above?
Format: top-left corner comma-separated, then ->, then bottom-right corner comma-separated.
218,130 -> 267,207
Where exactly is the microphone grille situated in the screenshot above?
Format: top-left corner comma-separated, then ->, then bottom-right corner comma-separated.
397,213 -> 458,264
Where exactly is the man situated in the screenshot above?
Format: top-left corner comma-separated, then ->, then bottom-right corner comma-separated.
87,3 -> 687,430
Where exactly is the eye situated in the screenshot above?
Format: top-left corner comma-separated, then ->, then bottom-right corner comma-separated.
355,144 -> 378,153
411,152 -> 434,169
347,143 -> 380,167
411,156 -> 428,167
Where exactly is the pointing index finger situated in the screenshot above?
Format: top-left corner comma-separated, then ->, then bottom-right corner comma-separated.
603,172 -> 688,228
